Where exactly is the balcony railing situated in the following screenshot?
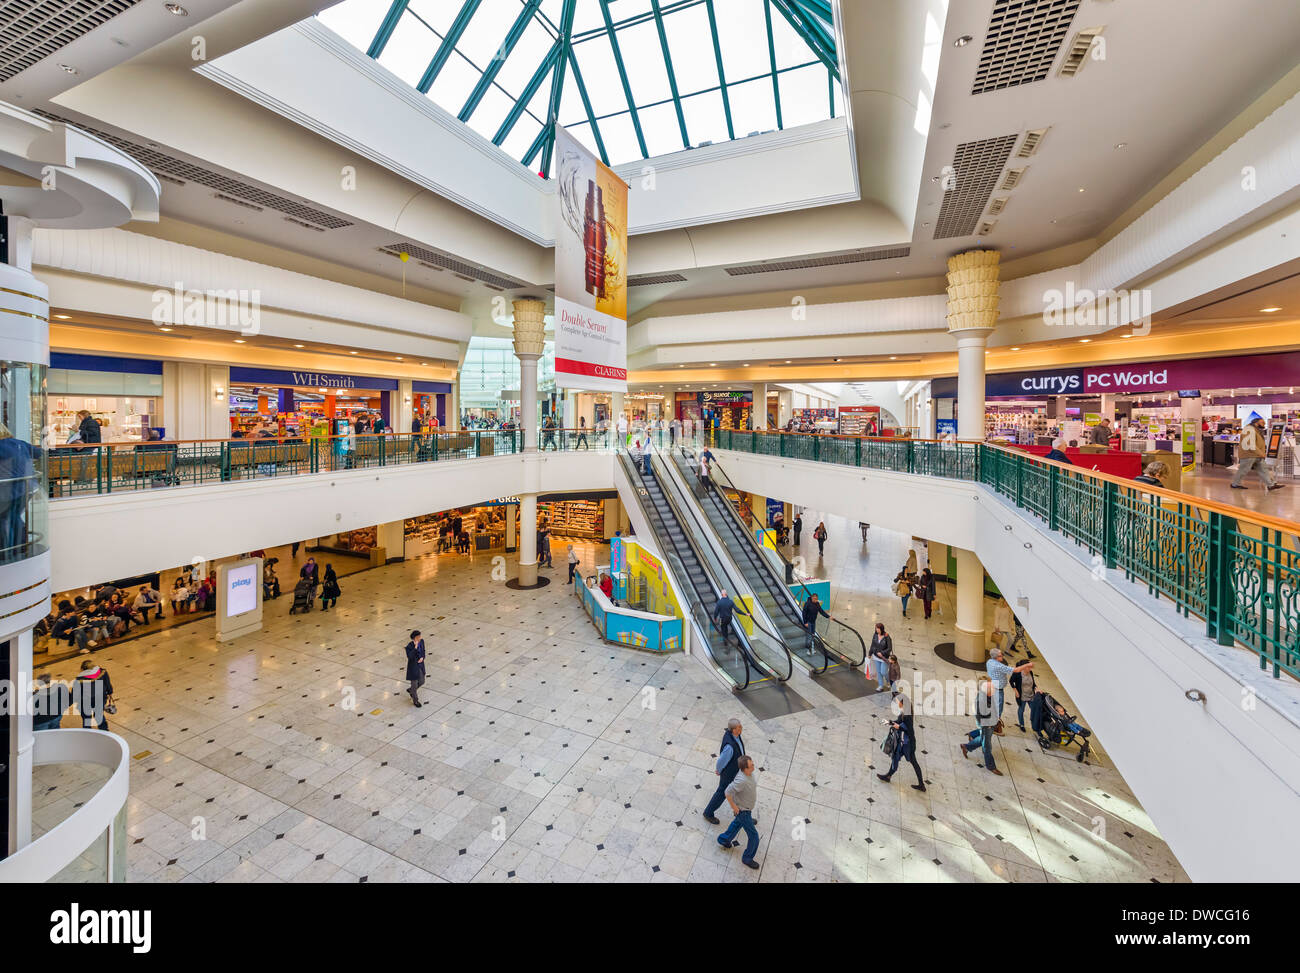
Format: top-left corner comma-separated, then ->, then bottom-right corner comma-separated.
715,428 -> 1300,682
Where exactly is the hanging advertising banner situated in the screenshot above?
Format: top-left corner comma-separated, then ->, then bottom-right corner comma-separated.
553,126 -> 628,392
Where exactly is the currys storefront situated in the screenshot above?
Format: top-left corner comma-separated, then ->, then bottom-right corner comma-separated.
933,351 -> 1300,461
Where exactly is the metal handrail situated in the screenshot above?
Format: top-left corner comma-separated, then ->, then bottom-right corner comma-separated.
714,428 -> 1300,681
699,449 -> 867,668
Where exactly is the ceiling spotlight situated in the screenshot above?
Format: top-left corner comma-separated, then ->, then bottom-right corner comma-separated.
58,64 -> 78,74
1011,346 -> 1020,351
234,339 -> 246,344
710,363 -> 717,367
350,350 -> 358,354
1080,338 -> 1091,343
1120,333 -> 1132,338
890,356 -> 897,360
160,327 -> 173,333
954,34 -> 973,47
294,343 -> 304,348
164,3 -> 189,15
53,313 -> 71,319
396,356 -> 403,360
785,360 -> 791,364
1260,307 -> 1282,313
1114,142 -> 1127,150
1077,187 -> 1086,193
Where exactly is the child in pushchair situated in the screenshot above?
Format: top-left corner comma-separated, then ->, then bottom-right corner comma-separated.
1031,692 -> 1092,763
289,577 -> 317,614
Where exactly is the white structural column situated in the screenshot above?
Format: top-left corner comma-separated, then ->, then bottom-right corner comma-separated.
947,250 -> 1001,662
518,493 -> 539,587
752,383 -> 769,429
512,298 -> 546,587
610,391 -> 624,427
512,298 -> 546,452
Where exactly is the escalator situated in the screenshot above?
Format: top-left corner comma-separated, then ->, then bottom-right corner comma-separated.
616,451 -> 807,716
668,446 -> 875,700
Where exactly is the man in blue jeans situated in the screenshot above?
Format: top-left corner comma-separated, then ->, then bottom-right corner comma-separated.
716,755 -> 761,869
960,680 -> 1003,776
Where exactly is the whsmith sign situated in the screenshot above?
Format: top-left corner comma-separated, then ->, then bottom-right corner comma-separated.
931,351 -> 1300,399
228,366 -> 399,391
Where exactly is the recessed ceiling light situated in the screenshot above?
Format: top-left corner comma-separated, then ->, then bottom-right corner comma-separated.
785,360 -> 791,364
58,64 -> 78,74
1260,307 -> 1282,313
890,356 -> 897,360
53,313 -> 71,319
294,343 -> 304,348
1011,346 -> 1020,351
165,3 -> 189,15
1115,143 -> 1127,150
709,363 -> 716,367
234,339 -> 246,344
954,34 -> 973,47
1080,338 -> 1091,343
1077,187 -> 1086,193
396,356 -> 403,360
160,327 -> 173,333
350,350 -> 358,354
1120,333 -> 1132,338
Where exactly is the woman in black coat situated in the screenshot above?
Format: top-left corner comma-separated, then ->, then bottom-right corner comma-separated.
868,622 -> 894,691
404,630 -> 426,707
320,564 -> 340,610
918,567 -> 937,619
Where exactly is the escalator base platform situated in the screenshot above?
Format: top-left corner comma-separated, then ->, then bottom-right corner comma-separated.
737,682 -> 814,720
816,665 -> 883,701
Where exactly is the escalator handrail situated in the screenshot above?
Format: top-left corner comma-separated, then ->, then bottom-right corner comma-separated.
684,447 -> 867,668
662,445 -> 833,675
616,450 -> 758,689
628,447 -> 791,683
648,449 -> 789,652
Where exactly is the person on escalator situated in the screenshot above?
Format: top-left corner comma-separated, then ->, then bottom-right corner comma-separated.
801,592 -> 831,654
713,590 -> 748,645
640,436 -> 653,476
702,717 -> 745,825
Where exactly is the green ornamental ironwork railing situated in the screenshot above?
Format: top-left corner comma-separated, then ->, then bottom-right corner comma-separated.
715,428 -> 1300,682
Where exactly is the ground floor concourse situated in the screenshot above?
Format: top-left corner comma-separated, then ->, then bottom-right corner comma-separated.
32,519 -> 1186,884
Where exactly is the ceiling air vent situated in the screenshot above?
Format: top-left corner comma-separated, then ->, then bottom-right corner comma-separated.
0,0 -> 144,82
1058,27 -> 1105,78
1001,166 -> 1028,190
215,193 -> 263,213
723,247 -> 910,276
987,196 -> 1009,216
1016,128 -> 1049,158
31,110 -> 354,230
933,134 -> 1018,240
284,216 -> 325,232
972,0 -> 1083,94
378,243 -> 528,290
628,272 -> 688,287
977,220 -> 998,236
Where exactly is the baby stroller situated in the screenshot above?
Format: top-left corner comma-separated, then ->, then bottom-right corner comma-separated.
289,577 -> 317,614
1031,692 -> 1092,763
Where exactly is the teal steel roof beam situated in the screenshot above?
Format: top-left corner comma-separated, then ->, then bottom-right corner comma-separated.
649,0 -> 690,149
524,122 -> 551,170
572,0 -> 699,40
566,48 -> 610,165
764,0 -> 783,130
539,0 -> 579,176
416,0 -> 483,94
493,42 -> 560,146
366,0 -> 410,59
599,0 -> 649,159
458,0 -> 545,123
703,0 -> 735,141
770,0 -> 839,79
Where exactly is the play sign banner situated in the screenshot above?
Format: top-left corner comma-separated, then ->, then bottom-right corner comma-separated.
553,126 -> 629,392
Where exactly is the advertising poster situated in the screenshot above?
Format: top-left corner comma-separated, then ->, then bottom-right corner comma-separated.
553,126 -> 628,392
1181,420 -> 1199,472
226,562 -> 259,617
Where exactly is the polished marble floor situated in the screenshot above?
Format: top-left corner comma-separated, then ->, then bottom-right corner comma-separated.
34,518 -> 1187,883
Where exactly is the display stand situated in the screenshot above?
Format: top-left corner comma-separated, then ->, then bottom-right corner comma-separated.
215,557 -> 263,642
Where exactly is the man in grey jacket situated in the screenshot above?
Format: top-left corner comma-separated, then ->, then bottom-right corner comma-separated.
960,680 -> 1003,775
715,755 -> 761,869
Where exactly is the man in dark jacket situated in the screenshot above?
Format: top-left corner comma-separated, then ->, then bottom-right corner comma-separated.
801,593 -> 831,652
702,718 -> 745,824
792,513 -> 803,546
1044,438 -> 1072,464
405,630 -> 426,707
713,590 -> 747,645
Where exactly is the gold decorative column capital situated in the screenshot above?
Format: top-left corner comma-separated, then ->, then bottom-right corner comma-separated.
945,249 -> 1000,335
511,298 -> 547,360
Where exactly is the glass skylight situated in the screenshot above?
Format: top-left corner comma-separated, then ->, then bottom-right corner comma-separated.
318,0 -> 841,174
